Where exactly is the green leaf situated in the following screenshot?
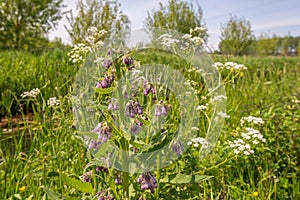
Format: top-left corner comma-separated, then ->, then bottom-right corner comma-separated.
160,173 -> 213,184
95,87 -> 115,94
61,174 -> 95,194
43,187 -> 62,200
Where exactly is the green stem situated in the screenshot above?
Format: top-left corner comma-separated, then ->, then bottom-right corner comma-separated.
196,154 -> 235,174
146,92 -> 153,144
155,153 -> 161,199
120,137 -> 129,198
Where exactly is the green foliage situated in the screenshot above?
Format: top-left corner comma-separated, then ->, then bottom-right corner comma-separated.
219,16 -> 254,56
0,0 -> 64,50
0,51 -> 299,199
256,33 -> 279,55
145,0 -> 208,41
66,0 -> 130,45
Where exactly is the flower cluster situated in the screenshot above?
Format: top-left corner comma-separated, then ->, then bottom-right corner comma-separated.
159,34 -> 180,47
97,189 -> 114,200
155,101 -> 170,116
229,139 -> 253,155
212,62 -> 247,71
88,122 -> 112,150
171,141 -> 184,155
122,55 -> 134,66
159,27 -> 206,50
217,112 -> 230,119
240,116 -> 264,126
130,120 -> 143,134
68,27 -> 107,64
68,43 -> 91,63
81,170 -> 93,183
125,100 -> 143,118
86,27 -> 107,47
188,137 -> 208,149
143,82 -> 156,96
196,105 -> 208,111
108,98 -> 119,111
137,172 -> 158,193
47,97 -> 60,107
229,116 -> 266,155
114,174 -> 121,185
20,88 -> 40,98
212,95 -> 227,102
96,74 -> 114,89
96,166 -> 109,173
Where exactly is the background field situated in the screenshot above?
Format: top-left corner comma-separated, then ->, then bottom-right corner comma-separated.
0,50 -> 299,199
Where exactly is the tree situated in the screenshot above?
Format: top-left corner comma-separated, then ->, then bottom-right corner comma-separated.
145,0 -> 208,42
66,0 -> 130,45
256,33 -> 279,55
0,0 -> 64,50
219,16 -> 254,55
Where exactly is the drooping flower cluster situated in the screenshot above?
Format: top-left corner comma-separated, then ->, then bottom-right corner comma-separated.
20,88 -> 40,98
143,82 -> 156,96
188,137 -> 209,149
171,141 -> 184,155
108,98 -> 119,111
96,74 -> 114,89
137,172 -> 158,193
97,189 -> 114,200
47,97 -> 60,107
96,166 -> 109,173
155,101 -> 170,116
88,122 -> 112,150
81,170 -> 93,183
102,59 -> 113,69
114,174 -> 121,185
122,55 -> 134,66
212,62 -> 247,71
125,100 -> 143,118
130,120 -> 143,134
229,116 -> 266,155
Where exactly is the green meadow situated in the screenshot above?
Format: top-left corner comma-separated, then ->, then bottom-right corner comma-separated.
0,50 -> 299,199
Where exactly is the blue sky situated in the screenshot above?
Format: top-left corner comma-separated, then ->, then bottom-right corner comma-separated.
49,0 -> 300,50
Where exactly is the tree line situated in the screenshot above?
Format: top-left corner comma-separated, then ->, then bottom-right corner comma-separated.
0,0 -> 299,56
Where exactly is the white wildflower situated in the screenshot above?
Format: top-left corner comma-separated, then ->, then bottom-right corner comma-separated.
212,95 -> 227,101
241,116 -> 264,125
218,112 -> 230,118
189,137 -> 208,149
21,88 -> 40,98
47,97 -> 60,107
196,105 -> 207,110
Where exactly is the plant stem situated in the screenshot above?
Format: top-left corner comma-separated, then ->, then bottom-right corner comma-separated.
155,152 -> 161,199
120,137 -> 129,198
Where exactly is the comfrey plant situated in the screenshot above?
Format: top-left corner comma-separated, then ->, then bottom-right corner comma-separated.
53,27 -> 266,199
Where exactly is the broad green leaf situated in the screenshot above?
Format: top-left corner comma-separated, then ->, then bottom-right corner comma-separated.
160,173 -> 213,184
43,187 -> 62,200
61,174 -> 95,194
95,87 -> 115,94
